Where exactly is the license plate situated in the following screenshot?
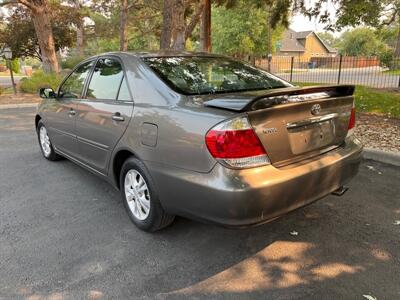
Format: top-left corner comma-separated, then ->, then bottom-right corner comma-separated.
287,120 -> 335,155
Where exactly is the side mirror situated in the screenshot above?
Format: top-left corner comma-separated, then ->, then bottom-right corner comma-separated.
39,87 -> 56,99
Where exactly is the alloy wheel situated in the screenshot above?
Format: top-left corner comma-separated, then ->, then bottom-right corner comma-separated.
39,126 -> 51,157
124,169 -> 151,220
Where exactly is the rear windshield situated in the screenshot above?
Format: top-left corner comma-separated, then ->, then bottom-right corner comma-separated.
142,56 -> 291,95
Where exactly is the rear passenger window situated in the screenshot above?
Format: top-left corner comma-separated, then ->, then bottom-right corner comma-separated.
86,58 -> 123,100
117,77 -> 131,101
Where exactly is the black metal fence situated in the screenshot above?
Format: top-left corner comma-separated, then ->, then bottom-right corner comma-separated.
256,55 -> 400,88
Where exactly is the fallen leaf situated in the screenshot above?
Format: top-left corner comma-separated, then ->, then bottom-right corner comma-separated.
362,295 -> 377,300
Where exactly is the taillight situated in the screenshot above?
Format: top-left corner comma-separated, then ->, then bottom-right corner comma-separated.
205,116 -> 270,168
347,106 -> 356,136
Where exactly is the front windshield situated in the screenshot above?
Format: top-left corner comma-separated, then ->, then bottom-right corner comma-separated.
142,56 -> 291,95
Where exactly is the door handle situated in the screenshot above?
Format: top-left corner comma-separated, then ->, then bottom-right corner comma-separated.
112,113 -> 125,122
68,109 -> 76,116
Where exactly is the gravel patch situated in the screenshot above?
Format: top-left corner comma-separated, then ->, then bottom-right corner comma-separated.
355,113 -> 400,152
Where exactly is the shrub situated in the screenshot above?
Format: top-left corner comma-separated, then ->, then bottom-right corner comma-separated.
19,70 -> 63,94
381,50 -> 400,70
10,59 -> 20,74
61,55 -> 85,70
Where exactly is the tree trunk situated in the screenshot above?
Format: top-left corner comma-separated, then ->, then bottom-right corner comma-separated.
120,0 -> 129,51
160,0 -> 173,49
76,23 -> 84,56
185,1 -> 204,41
395,24 -> 400,58
266,9 -> 272,55
31,5 -> 59,73
199,0 -> 211,52
74,1 -> 84,56
171,0 -> 185,50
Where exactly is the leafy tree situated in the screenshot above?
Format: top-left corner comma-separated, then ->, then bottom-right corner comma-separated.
317,31 -> 338,47
337,28 -> 386,56
0,1 -> 79,72
212,1 -> 284,57
160,0 -> 204,50
65,0 -> 91,56
0,5 -> 77,59
377,26 -> 399,49
0,0 -> 62,73
299,0 -> 400,56
214,0 -> 291,29
86,0 -> 161,53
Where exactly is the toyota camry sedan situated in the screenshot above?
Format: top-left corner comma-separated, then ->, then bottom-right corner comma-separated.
35,51 -> 362,232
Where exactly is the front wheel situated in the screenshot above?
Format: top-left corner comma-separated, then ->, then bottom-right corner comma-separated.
120,157 -> 175,232
37,120 -> 61,161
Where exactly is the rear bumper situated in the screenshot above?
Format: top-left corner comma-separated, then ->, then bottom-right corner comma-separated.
147,136 -> 363,226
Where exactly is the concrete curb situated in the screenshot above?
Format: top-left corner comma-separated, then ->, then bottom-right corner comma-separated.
0,103 -> 38,110
363,148 -> 400,167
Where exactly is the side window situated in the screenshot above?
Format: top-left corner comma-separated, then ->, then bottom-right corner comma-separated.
117,77 -> 131,101
86,58 -> 123,100
59,60 -> 94,99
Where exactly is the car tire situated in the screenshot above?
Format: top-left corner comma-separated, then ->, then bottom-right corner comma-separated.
120,157 -> 175,232
37,120 -> 62,161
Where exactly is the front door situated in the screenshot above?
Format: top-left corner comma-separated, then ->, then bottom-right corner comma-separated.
75,57 -> 133,174
46,60 -> 94,157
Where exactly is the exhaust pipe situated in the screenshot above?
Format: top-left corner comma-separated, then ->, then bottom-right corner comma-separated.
331,186 -> 349,196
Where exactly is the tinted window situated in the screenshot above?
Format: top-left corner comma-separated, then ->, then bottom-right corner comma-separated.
117,77 -> 131,101
143,56 -> 291,95
86,58 -> 123,100
59,60 -> 94,98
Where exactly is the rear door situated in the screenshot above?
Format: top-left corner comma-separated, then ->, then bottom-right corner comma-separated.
75,57 -> 133,174
46,60 -> 94,157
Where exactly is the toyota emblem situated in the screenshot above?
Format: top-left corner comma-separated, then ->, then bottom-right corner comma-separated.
311,104 -> 322,115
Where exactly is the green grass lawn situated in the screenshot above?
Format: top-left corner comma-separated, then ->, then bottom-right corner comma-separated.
382,69 -> 400,76
296,83 -> 400,118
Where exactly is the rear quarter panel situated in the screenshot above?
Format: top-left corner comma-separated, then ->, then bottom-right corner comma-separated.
113,54 -> 235,174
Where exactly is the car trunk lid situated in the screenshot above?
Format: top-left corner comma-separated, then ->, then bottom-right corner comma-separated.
202,85 -> 355,167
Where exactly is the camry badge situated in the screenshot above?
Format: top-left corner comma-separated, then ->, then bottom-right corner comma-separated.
311,104 -> 322,115
263,127 -> 278,134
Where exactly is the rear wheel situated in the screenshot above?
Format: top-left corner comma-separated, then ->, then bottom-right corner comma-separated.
120,157 -> 174,232
37,121 -> 61,161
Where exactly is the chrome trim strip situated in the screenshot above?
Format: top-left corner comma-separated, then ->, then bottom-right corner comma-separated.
286,113 -> 339,129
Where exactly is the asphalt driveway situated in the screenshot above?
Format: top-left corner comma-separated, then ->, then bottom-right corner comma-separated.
0,108 -> 399,300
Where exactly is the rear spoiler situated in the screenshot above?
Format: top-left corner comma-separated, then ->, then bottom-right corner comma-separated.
204,85 -> 355,112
